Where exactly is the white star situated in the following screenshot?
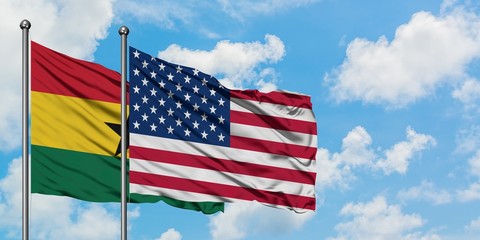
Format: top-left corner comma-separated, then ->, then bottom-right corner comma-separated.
192,85 -> 200,94
175,83 -> 182,91
175,118 -> 183,126
209,88 -> 216,96
167,108 -> 174,116
158,98 -> 166,106
141,113 -> 149,121
150,56 -> 156,61
201,78 -> 208,86
133,121 -> 140,129
133,103 -> 140,111
167,73 -> 173,81
192,121 -> 200,129
150,123 -> 157,132
184,75 -> 191,83
218,115 -> 225,124
133,85 -> 140,94
167,126 -> 174,134
201,96 -> 208,104
133,50 -> 140,58
167,90 -> 174,98
175,101 -> 183,109
193,69 -> 199,76
150,88 -> 157,96
159,63 -> 166,71
201,113 -> 208,121
142,95 -> 149,104
209,105 -> 217,114
192,103 -> 200,111
184,110 -> 191,119
218,133 -> 225,142
184,128 -> 191,137
142,78 -> 148,86
167,73 -> 174,81
158,116 -> 166,124
201,131 -> 208,139
176,65 -> 183,73
150,71 -> 157,79
218,98 -> 225,106
209,123 -> 217,132
184,93 -> 191,101
133,68 -> 140,76
159,80 -> 166,88
142,60 -> 148,68
150,106 -> 157,114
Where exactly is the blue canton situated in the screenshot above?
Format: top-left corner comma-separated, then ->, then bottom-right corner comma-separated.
129,47 -> 230,147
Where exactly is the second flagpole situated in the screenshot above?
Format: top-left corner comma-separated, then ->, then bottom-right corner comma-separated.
20,19 -> 31,240
119,26 -> 129,240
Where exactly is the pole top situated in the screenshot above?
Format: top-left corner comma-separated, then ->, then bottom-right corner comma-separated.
19,19 -> 31,30
118,26 -> 129,36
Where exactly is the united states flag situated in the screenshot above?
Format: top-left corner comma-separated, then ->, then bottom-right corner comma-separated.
129,46 -> 317,212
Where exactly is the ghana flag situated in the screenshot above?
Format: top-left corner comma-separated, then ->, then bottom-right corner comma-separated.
31,41 -> 223,214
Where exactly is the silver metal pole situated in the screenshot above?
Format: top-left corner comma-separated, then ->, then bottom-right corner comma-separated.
20,19 -> 31,240
119,25 -> 129,240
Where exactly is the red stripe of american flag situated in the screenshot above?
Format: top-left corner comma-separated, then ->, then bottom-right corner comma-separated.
230,136 -> 316,160
230,90 -> 312,109
130,171 -> 316,210
230,110 -> 317,135
130,146 -> 316,184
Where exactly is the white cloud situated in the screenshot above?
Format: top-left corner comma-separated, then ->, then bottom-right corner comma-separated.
403,232 -> 442,240
457,182 -> 480,202
397,180 -> 452,205
0,0 -> 115,152
328,196 -> 429,240
40,203 -> 119,240
456,149 -> 480,202
317,126 -> 435,190
0,158 -> 120,239
117,0 -> 318,30
440,0 -> 460,13
455,125 -> 480,154
209,201 -> 314,240
155,228 -> 182,240
316,148 -> 354,190
158,34 -> 285,91
4,0 -> 115,60
375,127 -> 436,175
127,206 -> 140,219
452,78 -> 480,111
468,150 -> 480,177
316,126 -> 375,190
339,126 -> 376,167
115,0 -> 194,30
0,157 -> 23,231
217,0 -> 319,21
326,7 -> 480,108
465,216 -> 480,233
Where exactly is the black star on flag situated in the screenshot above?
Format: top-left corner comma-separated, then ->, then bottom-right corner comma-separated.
105,118 -> 129,157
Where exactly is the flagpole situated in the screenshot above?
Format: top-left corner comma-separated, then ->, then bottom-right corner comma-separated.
119,25 -> 129,240
20,19 -> 31,240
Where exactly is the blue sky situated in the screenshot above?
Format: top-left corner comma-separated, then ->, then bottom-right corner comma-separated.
1,0 -> 480,239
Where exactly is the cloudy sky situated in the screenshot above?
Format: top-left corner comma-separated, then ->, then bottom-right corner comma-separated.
1,0 -> 480,239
